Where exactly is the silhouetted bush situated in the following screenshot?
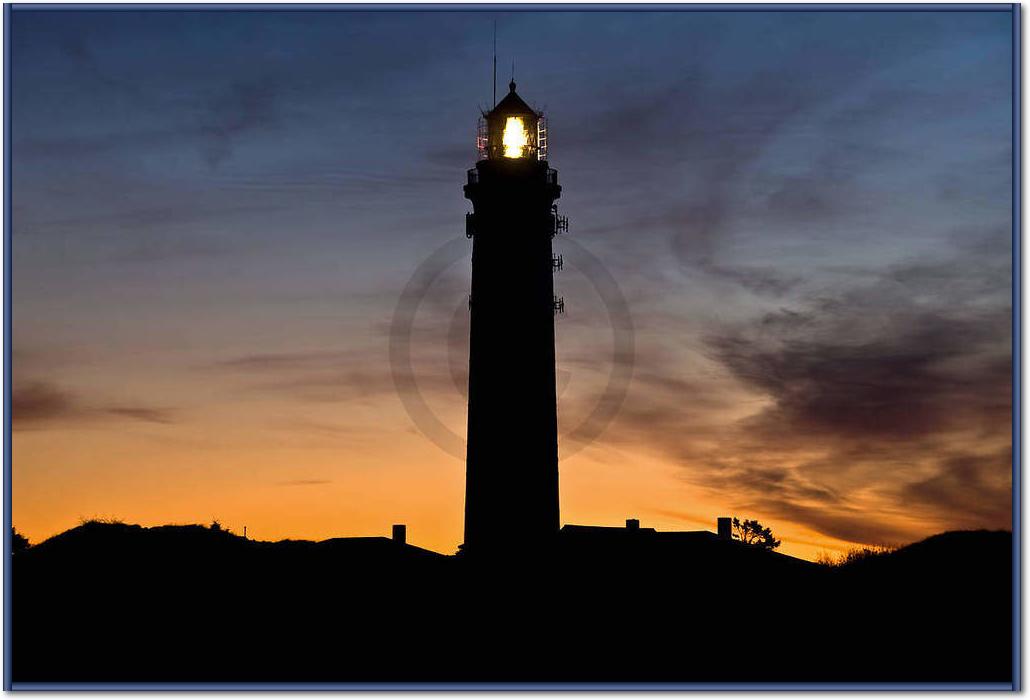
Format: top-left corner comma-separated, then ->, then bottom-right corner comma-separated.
12,528 -> 29,554
818,544 -> 897,567
78,516 -> 125,525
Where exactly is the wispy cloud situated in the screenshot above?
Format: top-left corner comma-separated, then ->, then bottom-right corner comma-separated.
105,406 -> 176,424
589,236 -> 1011,545
13,380 -> 178,430
12,381 -> 79,425
276,479 -> 333,487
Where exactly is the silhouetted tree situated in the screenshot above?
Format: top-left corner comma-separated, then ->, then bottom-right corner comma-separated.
12,528 -> 29,554
731,518 -> 781,550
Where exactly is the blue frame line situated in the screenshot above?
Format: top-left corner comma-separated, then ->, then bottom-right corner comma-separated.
4,2 -> 12,693
4,3 -> 1018,10
8,682 -> 1017,691
1013,1 -> 1023,692
1,2 -> 1021,692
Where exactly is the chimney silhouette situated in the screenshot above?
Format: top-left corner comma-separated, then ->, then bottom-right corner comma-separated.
392,524 -> 406,544
717,517 -> 732,540
626,519 -> 640,530
462,81 -> 563,555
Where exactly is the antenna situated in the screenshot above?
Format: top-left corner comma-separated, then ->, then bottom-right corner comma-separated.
511,58 -> 515,83
492,21 -> 497,107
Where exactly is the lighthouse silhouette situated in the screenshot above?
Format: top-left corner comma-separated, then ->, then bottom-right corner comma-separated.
462,80 -> 566,555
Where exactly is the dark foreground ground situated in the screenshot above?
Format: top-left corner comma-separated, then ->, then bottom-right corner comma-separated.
13,523 -> 1012,684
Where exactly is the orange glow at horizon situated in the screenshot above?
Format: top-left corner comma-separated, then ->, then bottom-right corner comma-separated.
14,403 -> 989,563
11,290 -> 1011,564
11,293 -> 1012,564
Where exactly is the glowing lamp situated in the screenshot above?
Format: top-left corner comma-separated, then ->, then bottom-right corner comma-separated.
479,80 -> 544,161
502,117 -> 530,158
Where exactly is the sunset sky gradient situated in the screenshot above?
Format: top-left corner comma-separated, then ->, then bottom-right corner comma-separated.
11,8 -> 1014,560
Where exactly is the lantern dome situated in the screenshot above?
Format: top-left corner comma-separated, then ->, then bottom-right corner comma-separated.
479,81 -> 545,161
490,80 -> 536,119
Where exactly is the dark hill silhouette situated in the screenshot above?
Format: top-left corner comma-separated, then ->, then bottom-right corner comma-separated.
13,522 -> 1011,683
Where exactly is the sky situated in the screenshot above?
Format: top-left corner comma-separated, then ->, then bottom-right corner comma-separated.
11,8 -> 1014,560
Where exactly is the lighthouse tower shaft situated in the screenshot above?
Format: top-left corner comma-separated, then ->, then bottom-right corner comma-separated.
463,156 -> 562,554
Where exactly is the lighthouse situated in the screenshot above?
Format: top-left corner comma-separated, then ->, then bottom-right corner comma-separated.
462,81 -> 566,555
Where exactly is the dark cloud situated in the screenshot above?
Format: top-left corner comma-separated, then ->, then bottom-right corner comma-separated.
755,499 -> 917,546
709,308 -> 1009,442
12,381 -> 79,426
198,79 -> 281,168
214,351 -> 348,372
589,241 -> 1012,545
760,175 -> 852,224
13,380 -> 177,430
105,406 -> 176,424
900,448 -> 1012,530
58,31 -> 149,103
14,55 -> 284,170
702,264 -> 802,297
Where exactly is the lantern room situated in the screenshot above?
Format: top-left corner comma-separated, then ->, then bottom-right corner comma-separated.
478,80 -> 547,161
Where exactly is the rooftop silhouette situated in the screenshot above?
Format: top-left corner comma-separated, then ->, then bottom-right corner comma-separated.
12,520 -> 1012,683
